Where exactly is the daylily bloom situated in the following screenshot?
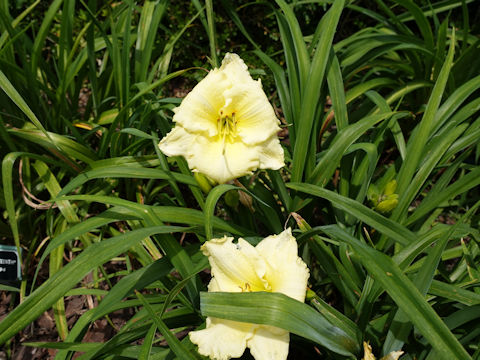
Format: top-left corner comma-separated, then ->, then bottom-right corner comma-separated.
159,53 -> 284,184
362,342 -> 404,360
189,228 -> 309,360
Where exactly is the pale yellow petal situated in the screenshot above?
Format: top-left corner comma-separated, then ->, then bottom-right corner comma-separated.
222,82 -> 281,145
255,228 -> 309,302
189,317 -> 254,360
236,238 -> 270,290
202,236 -> 268,292
160,127 -> 242,183
363,342 -> 376,360
380,351 -> 404,360
173,69 -> 229,137
222,141 -> 263,179
188,136 -> 260,184
257,135 -> 285,170
187,135 -> 283,183
247,325 -> 289,360
207,275 -> 222,292
187,136 -> 238,184
220,53 -> 253,85
158,126 -> 197,158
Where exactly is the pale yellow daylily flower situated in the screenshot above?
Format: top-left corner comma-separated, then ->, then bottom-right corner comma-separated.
189,228 -> 309,360
159,53 -> 284,184
362,342 -> 404,360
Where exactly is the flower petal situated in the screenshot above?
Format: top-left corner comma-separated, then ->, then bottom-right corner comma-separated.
222,82 -> 281,145
247,325 -> 290,360
255,228 -> 309,302
362,342 -> 376,360
158,125 -> 197,158
187,135 -> 239,184
189,317 -> 254,360
158,52 -> 285,184
187,135 -> 261,184
222,141 -> 263,178
380,351 -> 404,360
181,134 -> 283,183
159,127 -> 253,184
257,135 -> 285,170
220,53 -> 253,85
173,69 -> 229,137
202,236 -> 268,292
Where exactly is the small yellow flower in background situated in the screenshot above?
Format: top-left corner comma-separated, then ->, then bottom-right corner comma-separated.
189,228 -> 309,360
362,342 -> 404,360
159,53 -> 284,184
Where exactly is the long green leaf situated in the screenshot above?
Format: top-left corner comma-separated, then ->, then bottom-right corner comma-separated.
9,128 -> 97,165
2,152 -> 71,258
204,184 -> 268,240
134,0 -> 167,83
58,165 -> 197,197
201,291 -> 359,357
0,70 -> 50,137
55,259 -> 173,360
288,182 -> 417,245
34,207 -> 140,288
407,166 -> 480,225
326,50 -> 348,130
308,112 -> 397,186
31,0 -> 63,71
136,291 -> 196,359
0,226 -> 189,345
54,194 -> 248,235
275,0 -> 310,89
320,225 -> 472,360
291,0 -> 344,182
395,30 -> 455,197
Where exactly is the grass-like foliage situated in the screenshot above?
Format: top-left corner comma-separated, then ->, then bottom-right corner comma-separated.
0,0 -> 479,359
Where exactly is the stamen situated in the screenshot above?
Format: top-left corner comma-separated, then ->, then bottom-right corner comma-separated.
239,282 -> 252,292
217,111 -> 238,143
